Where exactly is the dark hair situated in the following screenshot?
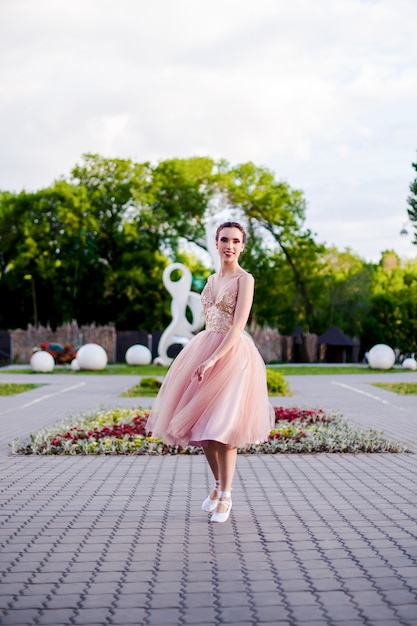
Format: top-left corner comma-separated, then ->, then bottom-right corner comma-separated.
215,221 -> 246,244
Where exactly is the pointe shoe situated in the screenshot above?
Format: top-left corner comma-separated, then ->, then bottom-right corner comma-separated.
211,492 -> 232,523
201,484 -> 220,512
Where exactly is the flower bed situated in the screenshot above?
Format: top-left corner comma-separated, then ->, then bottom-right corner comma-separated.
10,406 -> 408,455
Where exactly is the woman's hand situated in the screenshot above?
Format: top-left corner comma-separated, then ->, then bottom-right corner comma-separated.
195,359 -> 215,383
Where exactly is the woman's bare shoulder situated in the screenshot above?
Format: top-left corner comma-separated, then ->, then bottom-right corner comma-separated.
237,271 -> 254,284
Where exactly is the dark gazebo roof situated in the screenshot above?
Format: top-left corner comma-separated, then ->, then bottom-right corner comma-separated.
291,326 -> 304,345
318,326 -> 358,346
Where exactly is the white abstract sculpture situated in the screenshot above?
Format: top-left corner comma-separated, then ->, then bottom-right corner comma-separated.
77,343 -> 108,370
368,344 -> 395,370
154,263 -> 204,366
126,344 -> 152,365
402,357 -> 417,371
30,350 -> 55,372
205,214 -> 221,272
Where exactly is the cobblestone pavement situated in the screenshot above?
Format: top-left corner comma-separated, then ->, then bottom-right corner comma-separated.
0,368 -> 417,625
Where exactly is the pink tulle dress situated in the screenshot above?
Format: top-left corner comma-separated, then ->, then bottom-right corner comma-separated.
146,274 -> 275,448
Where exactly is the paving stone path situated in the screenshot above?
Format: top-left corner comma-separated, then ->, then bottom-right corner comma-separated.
0,368 -> 416,625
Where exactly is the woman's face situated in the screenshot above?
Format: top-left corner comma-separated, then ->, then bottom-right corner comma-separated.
216,226 -> 245,263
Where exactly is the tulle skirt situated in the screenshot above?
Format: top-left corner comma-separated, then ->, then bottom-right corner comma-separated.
146,330 -> 275,448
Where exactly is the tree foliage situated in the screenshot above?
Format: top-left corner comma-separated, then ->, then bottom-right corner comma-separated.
362,252 -> 417,353
407,156 -> 417,245
0,153 -> 416,357
219,162 -> 320,330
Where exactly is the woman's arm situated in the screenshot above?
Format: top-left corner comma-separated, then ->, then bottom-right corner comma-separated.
196,273 -> 254,382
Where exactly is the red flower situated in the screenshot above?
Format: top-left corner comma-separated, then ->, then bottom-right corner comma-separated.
274,407 -> 329,424
50,412 -> 149,447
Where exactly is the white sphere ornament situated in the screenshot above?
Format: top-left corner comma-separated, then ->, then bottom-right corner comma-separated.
76,343 -> 108,370
30,350 -> 55,372
368,344 -> 395,370
125,344 -> 152,365
402,358 -> 417,371
71,358 -> 80,371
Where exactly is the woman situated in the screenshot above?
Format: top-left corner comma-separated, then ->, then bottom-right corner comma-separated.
146,221 -> 274,522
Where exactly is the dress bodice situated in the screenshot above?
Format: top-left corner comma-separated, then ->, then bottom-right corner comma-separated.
201,274 -> 241,334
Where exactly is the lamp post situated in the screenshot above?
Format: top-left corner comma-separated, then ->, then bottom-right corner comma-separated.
400,221 -> 411,237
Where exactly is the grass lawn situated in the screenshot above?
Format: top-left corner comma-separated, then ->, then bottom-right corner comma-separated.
1,363 -> 407,376
372,382 -> 417,395
269,365 -> 406,375
0,383 -> 41,396
2,364 -> 170,376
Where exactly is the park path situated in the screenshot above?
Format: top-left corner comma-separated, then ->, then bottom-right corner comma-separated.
0,368 -> 416,625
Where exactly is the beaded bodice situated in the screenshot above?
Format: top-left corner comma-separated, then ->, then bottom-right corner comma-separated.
201,274 -> 241,334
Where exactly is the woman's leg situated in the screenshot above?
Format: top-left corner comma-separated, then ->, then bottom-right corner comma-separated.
203,441 -> 237,492
217,443 -> 237,493
201,441 -> 221,511
215,443 -> 237,514
202,441 -> 237,520
203,440 -> 220,484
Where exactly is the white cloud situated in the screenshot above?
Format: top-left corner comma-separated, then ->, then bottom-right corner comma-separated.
0,0 -> 416,261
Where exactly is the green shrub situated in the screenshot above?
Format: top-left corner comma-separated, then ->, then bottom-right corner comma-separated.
266,369 -> 290,395
140,377 -> 162,389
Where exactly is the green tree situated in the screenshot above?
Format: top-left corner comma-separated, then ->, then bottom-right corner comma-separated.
1,153 -> 361,339
70,154 -> 170,328
146,156 -> 215,252
362,290 -> 417,354
361,252 -> 417,353
218,161 -> 324,331
0,182 -> 95,327
313,248 -> 373,338
407,155 -> 417,245
69,154 -> 215,328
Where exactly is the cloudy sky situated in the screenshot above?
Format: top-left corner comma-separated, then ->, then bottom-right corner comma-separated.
1,0 -> 416,262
